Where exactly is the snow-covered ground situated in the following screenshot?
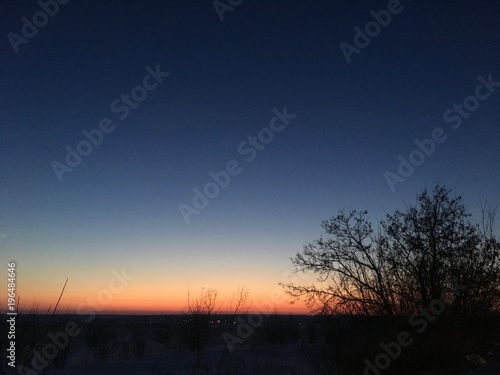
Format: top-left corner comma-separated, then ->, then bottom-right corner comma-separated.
3,314 -> 328,375
3,314 -> 499,375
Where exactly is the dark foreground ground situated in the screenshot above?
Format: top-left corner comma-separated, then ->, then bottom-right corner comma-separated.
1,313 -> 499,374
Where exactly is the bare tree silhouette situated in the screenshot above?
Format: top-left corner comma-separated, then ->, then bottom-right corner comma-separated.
281,184 -> 500,317
183,288 -> 219,351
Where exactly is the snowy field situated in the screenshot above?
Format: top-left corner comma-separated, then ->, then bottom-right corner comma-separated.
2,314 -> 499,375
2,314 -> 334,375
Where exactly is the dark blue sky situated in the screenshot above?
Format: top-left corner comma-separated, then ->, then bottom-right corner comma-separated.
1,0 -> 499,311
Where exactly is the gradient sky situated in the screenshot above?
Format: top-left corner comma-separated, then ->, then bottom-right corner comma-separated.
1,0 -> 499,314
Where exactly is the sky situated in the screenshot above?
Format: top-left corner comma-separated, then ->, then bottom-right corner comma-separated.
0,0 -> 499,314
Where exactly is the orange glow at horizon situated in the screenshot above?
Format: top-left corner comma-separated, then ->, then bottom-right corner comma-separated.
12,296 -> 310,315
11,278 -> 312,315
3,251 -> 318,317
